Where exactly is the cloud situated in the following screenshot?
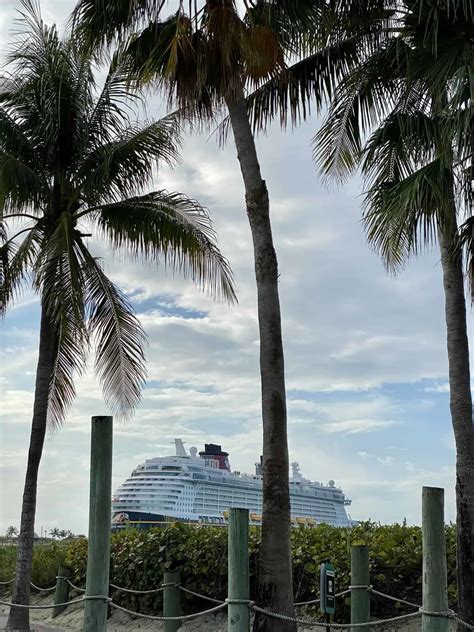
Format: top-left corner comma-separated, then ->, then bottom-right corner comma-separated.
321,419 -> 398,434
424,383 -> 450,393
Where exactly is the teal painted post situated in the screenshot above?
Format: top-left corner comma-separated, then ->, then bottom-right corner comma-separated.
164,569 -> 182,632
351,545 -> 370,632
422,487 -> 448,632
83,416 -> 113,632
52,565 -> 71,618
228,508 -> 249,632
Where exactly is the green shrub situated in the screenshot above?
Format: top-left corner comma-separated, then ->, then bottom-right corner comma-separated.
0,542 -> 67,590
62,522 -> 456,619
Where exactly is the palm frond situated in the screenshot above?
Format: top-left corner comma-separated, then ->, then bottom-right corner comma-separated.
47,309 -> 88,428
94,190 -> 236,303
457,216 -> 474,301
78,114 -> 182,205
32,213 -> 89,426
0,223 -> 41,315
245,37 -> 361,135
77,241 -> 147,419
0,152 -> 46,214
363,158 -> 455,270
72,0 -> 158,54
84,50 -> 140,151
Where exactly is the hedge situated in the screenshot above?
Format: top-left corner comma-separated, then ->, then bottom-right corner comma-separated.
61,521 -> 457,620
0,542 -> 67,589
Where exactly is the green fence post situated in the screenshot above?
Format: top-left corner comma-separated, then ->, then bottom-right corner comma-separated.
228,508 -> 249,632
52,565 -> 71,618
422,487 -> 448,632
164,569 -> 182,632
351,544 -> 370,632
83,416 -> 113,632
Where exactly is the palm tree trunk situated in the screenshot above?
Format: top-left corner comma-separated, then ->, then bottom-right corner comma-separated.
438,221 -> 474,626
7,303 -> 55,632
225,90 -> 296,632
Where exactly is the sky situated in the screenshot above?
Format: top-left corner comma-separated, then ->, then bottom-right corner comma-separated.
0,0 -> 472,536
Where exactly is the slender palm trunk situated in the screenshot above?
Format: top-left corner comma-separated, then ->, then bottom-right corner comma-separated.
225,90 -> 296,632
7,303 -> 55,632
438,219 -> 474,625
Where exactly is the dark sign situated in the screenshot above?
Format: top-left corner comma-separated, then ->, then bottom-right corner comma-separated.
320,562 -> 336,614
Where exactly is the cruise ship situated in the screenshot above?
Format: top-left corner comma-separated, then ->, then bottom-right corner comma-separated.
112,440 -> 352,529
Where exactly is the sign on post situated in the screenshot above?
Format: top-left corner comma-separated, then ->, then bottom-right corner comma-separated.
320,561 -> 336,615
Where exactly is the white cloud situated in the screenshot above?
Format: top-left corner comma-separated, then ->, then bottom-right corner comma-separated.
425,383 -> 450,393
321,419 -> 397,434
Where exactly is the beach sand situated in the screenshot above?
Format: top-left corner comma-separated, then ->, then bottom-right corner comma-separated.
0,593 -> 455,631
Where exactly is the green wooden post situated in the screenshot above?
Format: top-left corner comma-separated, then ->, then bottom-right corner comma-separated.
83,416 -> 113,632
228,508 -> 250,632
52,565 -> 71,618
164,569 -> 182,632
351,545 -> 370,632
422,487 -> 448,632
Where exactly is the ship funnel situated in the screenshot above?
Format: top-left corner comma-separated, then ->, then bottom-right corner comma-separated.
199,443 -> 230,471
174,439 -> 187,457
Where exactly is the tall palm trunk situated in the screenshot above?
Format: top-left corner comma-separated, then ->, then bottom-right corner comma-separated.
7,304 -> 55,632
225,90 -> 296,632
438,218 -> 474,626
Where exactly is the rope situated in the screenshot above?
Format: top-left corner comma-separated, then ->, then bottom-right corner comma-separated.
179,585 -> 225,604
30,582 -> 56,592
295,598 -> 321,606
110,583 -> 164,594
250,604 -> 422,628
0,597 -> 85,610
109,600 -> 227,620
295,588 -> 350,607
66,580 -> 86,593
349,585 -> 372,590
448,612 -> 474,631
83,595 -> 112,602
0,579 -> 14,586
369,588 -> 421,610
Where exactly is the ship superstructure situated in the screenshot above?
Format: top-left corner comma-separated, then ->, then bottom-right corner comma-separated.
112,440 -> 352,529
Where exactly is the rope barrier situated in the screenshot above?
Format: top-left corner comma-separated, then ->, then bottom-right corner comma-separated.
30,582 -> 56,592
110,582 -> 164,594
449,612 -> 474,631
295,588 -> 350,607
349,585 -> 373,590
0,579 -> 14,585
179,585 -> 225,604
369,587 -> 421,610
250,604 -> 422,628
1,588 -> 473,630
0,597 -> 86,610
66,580 -> 86,593
109,600 -> 227,620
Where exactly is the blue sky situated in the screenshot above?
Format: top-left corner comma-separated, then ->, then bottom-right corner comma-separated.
0,0 -> 471,535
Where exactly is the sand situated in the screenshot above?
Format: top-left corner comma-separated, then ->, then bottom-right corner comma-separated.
0,593 -> 457,631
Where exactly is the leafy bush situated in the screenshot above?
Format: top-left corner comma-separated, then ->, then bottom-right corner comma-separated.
62,522 -> 457,619
0,542 -> 67,590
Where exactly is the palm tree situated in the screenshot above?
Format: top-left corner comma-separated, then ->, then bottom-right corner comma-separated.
72,2 -> 327,628
0,4 -> 235,630
247,0 -> 472,621
5,526 -> 18,539
49,528 -> 61,540
282,0 -> 472,621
